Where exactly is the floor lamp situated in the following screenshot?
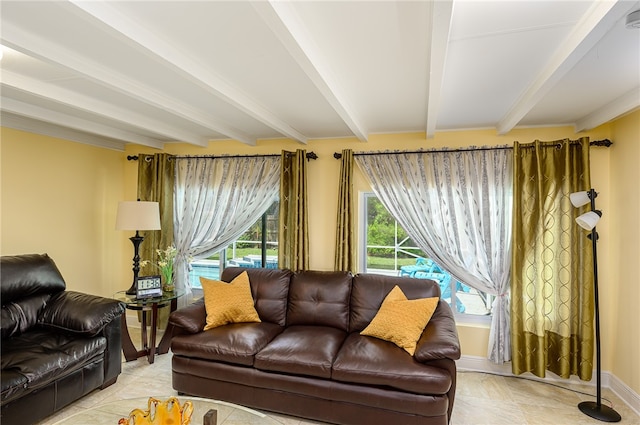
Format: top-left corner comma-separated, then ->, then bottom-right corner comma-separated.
116,201 -> 161,295
570,189 -> 621,423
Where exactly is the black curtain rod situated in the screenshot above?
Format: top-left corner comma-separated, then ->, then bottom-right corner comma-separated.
332,139 -> 612,159
127,151 -> 318,161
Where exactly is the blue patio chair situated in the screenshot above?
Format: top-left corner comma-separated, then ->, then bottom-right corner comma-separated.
413,270 -> 466,313
400,257 -> 436,277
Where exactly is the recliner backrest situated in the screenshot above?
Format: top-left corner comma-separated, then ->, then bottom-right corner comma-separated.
1,253 -> 66,339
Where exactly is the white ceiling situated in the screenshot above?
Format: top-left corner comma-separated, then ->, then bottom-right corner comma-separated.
1,0 -> 639,151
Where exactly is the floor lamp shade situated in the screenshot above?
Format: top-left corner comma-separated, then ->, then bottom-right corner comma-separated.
570,191 -> 591,208
576,211 -> 601,231
115,201 -> 161,231
116,201 -> 161,294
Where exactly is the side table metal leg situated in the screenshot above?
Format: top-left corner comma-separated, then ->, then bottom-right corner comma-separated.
148,303 -> 158,363
121,312 -> 138,362
141,309 -> 149,352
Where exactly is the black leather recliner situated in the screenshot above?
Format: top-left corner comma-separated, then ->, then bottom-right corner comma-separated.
1,253 -> 125,425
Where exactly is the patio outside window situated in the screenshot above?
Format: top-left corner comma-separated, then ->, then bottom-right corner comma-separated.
361,193 -> 492,320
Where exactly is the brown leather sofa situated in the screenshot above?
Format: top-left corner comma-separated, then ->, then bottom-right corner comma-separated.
169,267 -> 460,425
169,268 -> 461,425
1,254 -> 125,425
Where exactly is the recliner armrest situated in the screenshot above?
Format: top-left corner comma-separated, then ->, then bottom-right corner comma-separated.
413,300 -> 461,362
168,298 -> 206,334
38,291 -> 125,337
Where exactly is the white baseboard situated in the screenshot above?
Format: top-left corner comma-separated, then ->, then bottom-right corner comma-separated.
457,355 -> 640,417
609,372 -> 640,417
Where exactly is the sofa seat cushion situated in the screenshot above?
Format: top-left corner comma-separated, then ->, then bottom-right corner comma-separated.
332,333 -> 452,395
1,330 -> 106,403
0,370 -> 27,403
255,325 -> 347,379
171,322 -> 283,366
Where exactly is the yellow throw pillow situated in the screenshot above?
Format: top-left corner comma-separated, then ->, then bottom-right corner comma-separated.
201,271 -> 261,330
361,285 -> 438,355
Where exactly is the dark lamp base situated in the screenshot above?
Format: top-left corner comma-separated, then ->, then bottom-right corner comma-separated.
125,283 -> 137,295
578,401 -> 621,422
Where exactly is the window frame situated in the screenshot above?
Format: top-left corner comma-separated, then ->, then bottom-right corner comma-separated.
359,192 -> 492,325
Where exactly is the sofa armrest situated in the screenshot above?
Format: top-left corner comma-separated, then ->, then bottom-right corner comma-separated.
168,298 -> 206,334
38,291 -> 125,337
413,300 -> 461,362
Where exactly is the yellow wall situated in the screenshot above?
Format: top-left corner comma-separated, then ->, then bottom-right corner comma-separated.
1,128 -> 125,296
2,116 -> 637,394
608,109 -> 640,393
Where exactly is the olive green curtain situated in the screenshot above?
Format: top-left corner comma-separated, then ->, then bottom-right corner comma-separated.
137,153 -> 175,266
278,149 -> 309,271
335,149 -> 356,273
511,138 -> 594,380
137,153 -> 175,328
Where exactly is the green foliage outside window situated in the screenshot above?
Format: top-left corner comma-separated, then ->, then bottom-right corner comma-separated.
367,197 -> 419,259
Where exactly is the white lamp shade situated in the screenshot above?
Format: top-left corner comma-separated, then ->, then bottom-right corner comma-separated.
575,211 -> 601,231
570,191 -> 591,208
115,201 -> 161,231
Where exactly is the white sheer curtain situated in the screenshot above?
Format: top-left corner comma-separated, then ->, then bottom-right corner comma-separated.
355,148 -> 513,363
173,156 -> 280,307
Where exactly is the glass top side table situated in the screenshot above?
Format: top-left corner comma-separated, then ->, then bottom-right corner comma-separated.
114,290 -> 184,364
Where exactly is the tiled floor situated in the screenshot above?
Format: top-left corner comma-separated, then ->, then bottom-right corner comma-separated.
41,326 -> 639,425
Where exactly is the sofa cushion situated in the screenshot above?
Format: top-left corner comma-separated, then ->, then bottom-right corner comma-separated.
1,329 -> 106,403
1,294 -> 51,339
350,273 -> 441,333
332,333 -> 452,395
0,254 -> 66,304
286,271 -> 352,332
201,272 -> 261,330
37,291 -> 125,337
361,286 -> 438,355
255,325 -> 347,379
171,322 -> 283,366
0,370 -> 27,404
221,267 -> 292,326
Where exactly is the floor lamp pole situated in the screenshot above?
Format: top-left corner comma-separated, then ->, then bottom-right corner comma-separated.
577,189 -> 621,422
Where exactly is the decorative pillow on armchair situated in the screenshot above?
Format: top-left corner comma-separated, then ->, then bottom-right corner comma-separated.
201,271 -> 261,330
361,285 -> 438,355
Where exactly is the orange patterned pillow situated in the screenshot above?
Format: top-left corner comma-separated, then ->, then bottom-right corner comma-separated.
361,285 -> 438,355
201,271 -> 261,330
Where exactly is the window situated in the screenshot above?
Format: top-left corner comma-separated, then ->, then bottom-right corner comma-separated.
189,201 -> 279,288
361,193 -> 492,319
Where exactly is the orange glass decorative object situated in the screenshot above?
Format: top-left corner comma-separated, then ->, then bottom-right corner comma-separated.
118,397 -> 194,425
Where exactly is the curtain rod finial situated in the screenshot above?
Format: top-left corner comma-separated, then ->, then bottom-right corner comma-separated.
591,139 -> 612,147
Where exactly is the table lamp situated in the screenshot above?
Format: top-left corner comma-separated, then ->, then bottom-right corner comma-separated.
116,201 -> 161,295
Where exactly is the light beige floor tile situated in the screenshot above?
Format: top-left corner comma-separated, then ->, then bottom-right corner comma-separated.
37,349 -> 640,425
